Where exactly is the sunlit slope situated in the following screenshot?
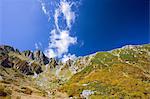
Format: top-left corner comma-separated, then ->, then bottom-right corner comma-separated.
60,44 -> 150,98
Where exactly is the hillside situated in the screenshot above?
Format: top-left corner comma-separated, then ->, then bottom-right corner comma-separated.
0,44 -> 150,99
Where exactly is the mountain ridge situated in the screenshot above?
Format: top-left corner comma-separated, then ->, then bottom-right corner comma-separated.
0,44 -> 150,98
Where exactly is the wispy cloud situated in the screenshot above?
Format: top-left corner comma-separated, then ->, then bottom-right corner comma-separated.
39,0 -> 51,21
41,3 -> 47,14
39,0 -> 81,61
60,1 -> 75,29
35,42 -> 42,50
35,43 -> 39,49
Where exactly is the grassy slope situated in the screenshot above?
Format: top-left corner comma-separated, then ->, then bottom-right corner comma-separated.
0,66 -> 48,99
60,44 -> 150,98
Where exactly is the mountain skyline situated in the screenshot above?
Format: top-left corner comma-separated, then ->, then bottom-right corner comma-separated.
0,0 -> 150,98
0,0 -> 149,58
0,44 -> 150,98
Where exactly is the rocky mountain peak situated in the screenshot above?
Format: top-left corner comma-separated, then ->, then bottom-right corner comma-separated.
0,45 -> 15,53
22,50 -> 34,60
33,50 -> 49,65
22,49 -> 49,65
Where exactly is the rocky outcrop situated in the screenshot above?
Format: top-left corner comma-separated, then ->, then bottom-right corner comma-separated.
14,59 -> 33,75
1,57 -> 14,68
22,50 -> 49,65
0,47 -> 14,68
22,50 -> 34,60
0,45 -> 43,75
65,59 -> 73,67
33,50 -> 49,65
49,58 -> 58,69
29,62 -> 43,74
0,45 -> 15,53
12,57 -> 42,75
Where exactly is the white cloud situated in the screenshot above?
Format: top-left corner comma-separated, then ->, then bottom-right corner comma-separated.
45,29 -> 77,58
54,0 -> 75,30
54,9 -> 61,32
39,0 -> 81,60
60,1 -> 75,28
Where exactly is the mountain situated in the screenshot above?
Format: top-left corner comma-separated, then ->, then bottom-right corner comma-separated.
0,44 -> 150,99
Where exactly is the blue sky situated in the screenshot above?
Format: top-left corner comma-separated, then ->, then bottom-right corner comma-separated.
0,0 -> 149,57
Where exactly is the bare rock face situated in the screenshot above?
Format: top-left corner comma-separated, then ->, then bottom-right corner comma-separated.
22,50 -> 49,65
29,62 -> 43,74
33,50 -> 49,65
1,57 -> 14,68
0,47 -> 14,68
0,45 -> 43,75
12,57 -> 42,75
49,58 -> 58,69
0,45 -> 15,53
0,47 -> 8,62
14,59 -> 33,75
22,50 -> 34,60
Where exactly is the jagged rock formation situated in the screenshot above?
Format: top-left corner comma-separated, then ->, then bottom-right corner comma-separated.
0,44 -> 150,99
0,46 -> 14,68
22,50 -> 34,60
48,58 -> 58,69
0,45 -> 15,53
22,50 -> 49,65
0,45 -> 43,75
33,50 -> 49,65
